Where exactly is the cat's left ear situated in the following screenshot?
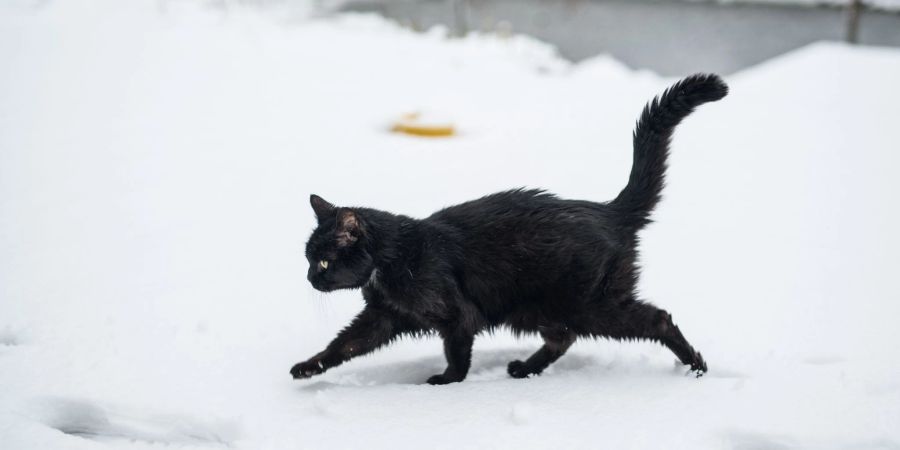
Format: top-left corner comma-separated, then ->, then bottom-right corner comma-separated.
310,194 -> 335,222
335,209 -> 363,247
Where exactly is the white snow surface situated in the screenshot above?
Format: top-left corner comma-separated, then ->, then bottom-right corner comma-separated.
2,2 -> 900,449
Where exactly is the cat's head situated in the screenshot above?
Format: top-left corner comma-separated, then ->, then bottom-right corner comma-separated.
305,194 -> 375,292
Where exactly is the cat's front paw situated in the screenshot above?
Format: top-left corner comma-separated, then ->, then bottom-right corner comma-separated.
426,373 -> 463,385
507,360 -> 537,379
290,359 -> 325,379
690,352 -> 708,377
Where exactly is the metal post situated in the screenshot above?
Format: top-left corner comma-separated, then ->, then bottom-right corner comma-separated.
451,0 -> 469,37
845,0 -> 863,44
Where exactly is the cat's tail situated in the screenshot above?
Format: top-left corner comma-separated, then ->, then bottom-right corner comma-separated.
609,73 -> 728,229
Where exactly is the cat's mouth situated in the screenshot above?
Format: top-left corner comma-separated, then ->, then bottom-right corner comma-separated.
310,282 -> 360,293
310,282 -> 334,293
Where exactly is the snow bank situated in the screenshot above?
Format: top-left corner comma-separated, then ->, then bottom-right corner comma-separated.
2,1 -> 899,449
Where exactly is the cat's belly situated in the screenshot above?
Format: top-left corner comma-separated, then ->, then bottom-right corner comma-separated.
485,294 -> 601,336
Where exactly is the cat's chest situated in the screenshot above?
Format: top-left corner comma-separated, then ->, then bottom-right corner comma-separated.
363,270 -> 445,322
366,278 -> 418,314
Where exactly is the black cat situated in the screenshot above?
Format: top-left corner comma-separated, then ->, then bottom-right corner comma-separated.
291,74 -> 727,384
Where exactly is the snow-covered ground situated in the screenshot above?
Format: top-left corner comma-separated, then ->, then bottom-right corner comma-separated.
2,1 -> 900,449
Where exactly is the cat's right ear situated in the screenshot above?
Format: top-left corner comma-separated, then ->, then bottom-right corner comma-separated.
310,194 -> 335,222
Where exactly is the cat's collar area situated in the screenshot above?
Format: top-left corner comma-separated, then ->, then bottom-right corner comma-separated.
365,268 -> 380,289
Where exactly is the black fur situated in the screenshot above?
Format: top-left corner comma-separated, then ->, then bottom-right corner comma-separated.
291,74 -> 728,384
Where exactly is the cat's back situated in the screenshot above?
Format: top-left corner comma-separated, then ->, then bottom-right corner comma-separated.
429,188 -> 561,223
427,188 -> 623,251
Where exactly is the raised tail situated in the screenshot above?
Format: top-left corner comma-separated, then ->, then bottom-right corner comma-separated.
610,73 -> 728,229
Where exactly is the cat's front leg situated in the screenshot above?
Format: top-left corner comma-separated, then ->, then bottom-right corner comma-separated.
427,330 -> 475,385
290,305 -> 404,380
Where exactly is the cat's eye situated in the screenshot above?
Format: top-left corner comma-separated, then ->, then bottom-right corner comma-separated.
319,260 -> 329,270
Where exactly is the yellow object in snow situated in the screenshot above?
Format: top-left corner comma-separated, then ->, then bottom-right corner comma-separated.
391,112 -> 456,137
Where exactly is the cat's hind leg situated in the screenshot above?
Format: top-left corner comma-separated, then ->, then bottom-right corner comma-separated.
507,326 -> 576,379
605,300 -> 707,376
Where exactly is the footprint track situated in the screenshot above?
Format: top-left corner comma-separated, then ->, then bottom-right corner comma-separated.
29,397 -> 238,446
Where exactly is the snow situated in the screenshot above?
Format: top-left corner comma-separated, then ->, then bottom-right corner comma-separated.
2,1 -> 900,449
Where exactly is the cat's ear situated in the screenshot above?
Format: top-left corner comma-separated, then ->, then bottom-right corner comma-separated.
335,209 -> 363,247
310,194 -> 335,222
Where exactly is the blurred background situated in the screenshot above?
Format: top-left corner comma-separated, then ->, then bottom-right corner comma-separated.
337,0 -> 900,74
